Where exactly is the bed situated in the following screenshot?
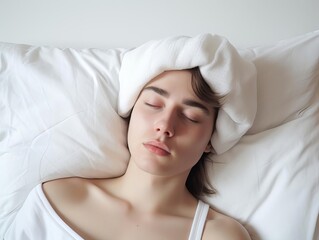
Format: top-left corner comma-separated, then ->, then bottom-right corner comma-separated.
0,1 -> 318,240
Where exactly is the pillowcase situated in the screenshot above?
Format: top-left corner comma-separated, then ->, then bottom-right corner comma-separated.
240,30 -> 319,133
0,43 -> 130,235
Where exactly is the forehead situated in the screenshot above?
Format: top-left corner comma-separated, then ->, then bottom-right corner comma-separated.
144,70 -> 193,93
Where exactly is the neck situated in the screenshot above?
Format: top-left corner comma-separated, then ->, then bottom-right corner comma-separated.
111,159 -> 196,214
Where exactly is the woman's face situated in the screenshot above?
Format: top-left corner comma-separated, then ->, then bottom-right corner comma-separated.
127,70 -> 215,177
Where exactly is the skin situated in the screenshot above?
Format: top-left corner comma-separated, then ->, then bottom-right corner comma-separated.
43,70 -> 251,240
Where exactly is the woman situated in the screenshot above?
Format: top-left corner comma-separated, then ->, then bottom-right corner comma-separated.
6,67 -> 250,240
6,34 -> 256,239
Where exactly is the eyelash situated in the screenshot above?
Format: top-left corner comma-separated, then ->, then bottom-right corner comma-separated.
144,102 -> 200,124
145,102 -> 160,108
185,116 -> 199,123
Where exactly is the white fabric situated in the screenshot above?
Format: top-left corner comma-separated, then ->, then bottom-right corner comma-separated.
118,33 -> 257,154
0,44 -> 130,234
204,30 -> 319,240
1,30 -> 318,240
188,200 -> 210,240
4,184 -> 84,240
4,184 -> 208,240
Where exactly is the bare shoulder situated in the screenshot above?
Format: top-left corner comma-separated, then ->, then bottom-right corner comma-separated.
202,209 -> 251,240
42,177 -> 93,209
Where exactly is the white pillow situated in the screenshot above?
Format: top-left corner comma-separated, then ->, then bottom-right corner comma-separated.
205,30 -> 319,240
0,44 -> 130,234
244,30 -> 319,133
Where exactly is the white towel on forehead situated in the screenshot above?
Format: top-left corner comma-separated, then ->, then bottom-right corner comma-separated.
118,33 -> 257,154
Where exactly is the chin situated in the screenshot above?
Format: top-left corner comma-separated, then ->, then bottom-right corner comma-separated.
133,154 -> 174,176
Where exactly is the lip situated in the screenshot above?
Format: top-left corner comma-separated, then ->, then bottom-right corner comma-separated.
143,140 -> 171,156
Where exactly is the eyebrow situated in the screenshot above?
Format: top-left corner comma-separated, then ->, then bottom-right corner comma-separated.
143,86 -> 210,115
144,86 -> 169,97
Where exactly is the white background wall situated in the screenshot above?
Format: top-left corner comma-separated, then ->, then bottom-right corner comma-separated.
0,0 -> 318,49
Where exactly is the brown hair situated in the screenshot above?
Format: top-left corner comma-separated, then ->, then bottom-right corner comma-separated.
185,67 -> 222,198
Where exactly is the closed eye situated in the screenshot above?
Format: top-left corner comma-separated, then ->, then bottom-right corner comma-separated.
144,102 -> 161,108
186,117 -> 199,123
182,114 -> 200,124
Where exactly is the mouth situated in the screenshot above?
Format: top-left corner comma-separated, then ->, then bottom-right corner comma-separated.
143,140 -> 171,156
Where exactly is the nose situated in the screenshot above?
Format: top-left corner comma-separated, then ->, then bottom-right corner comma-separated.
154,111 -> 175,138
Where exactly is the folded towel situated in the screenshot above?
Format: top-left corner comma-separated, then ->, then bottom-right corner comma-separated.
118,34 -> 257,154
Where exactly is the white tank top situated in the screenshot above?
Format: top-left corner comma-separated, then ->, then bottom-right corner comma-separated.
188,200 -> 210,240
5,184 -> 210,240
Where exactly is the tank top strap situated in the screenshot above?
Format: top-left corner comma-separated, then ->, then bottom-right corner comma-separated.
188,200 -> 210,240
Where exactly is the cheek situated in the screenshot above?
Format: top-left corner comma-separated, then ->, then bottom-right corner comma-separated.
127,106 -> 151,146
202,123 -> 214,142
129,107 -> 151,131
193,120 -> 214,139
183,123 -> 213,153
